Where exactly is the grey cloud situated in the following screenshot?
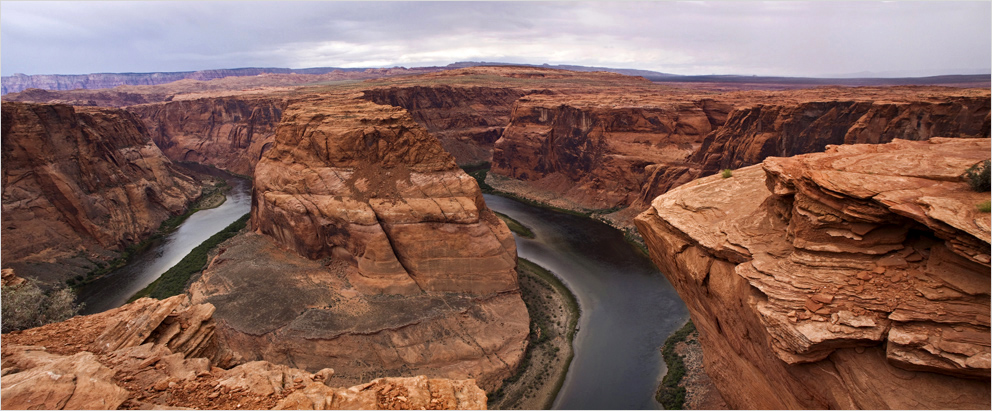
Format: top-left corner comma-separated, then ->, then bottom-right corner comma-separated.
1,1 -> 988,77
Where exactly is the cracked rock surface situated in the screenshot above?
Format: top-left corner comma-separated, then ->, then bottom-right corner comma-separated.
635,138 -> 990,409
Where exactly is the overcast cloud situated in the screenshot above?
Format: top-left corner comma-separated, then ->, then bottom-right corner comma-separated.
1,1 -> 989,77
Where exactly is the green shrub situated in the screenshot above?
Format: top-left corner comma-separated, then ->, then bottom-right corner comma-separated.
720,169 -> 733,179
2,279 -> 82,333
978,200 -> 991,213
966,160 -> 990,192
130,213 -> 249,301
656,321 -> 695,409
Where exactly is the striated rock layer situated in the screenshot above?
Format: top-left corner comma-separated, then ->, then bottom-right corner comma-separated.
129,96 -> 287,176
634,138 -> 991,409
363,86 -> 528,165
1,102 -> 201,283
192,94 -> 528,391
1,295 -> 487,410
490,87 -> 991,216
492,92 -> 730,210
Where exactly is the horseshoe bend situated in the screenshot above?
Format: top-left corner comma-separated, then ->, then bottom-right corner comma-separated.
2,62 -> 990,409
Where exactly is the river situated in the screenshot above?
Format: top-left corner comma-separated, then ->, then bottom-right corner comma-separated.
76,174 -> 251,315
484,194 -> 690,410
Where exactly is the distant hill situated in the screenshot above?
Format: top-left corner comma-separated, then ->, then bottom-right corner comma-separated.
0,67 -> 367,95
650,73 -> 992,87
4,62 -> 988,95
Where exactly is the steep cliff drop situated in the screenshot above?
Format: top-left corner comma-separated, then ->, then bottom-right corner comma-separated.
189,94 -> 529,391
1,295 -> 487,410
1,102 -> 201,284
129,96 -> 287,176
635,138 -> 991,408
489,87 -> 991,231
362,85 -> 527,165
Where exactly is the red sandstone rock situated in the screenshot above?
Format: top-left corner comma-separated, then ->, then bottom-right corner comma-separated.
1,102 -> 201,283
1,297 -> 487,410
634,138 -> 991,409
130,97 -> 287,176
363,85 -> 527,165
191,94 -> 528,391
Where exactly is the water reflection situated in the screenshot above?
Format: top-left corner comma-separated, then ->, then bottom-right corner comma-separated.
484,194 -> 689,410
77,174 -> 251,314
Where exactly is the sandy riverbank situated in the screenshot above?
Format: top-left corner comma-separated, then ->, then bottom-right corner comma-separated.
488,259 -> 579,410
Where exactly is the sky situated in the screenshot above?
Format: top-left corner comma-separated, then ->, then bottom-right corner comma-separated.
1,1 -> 990,78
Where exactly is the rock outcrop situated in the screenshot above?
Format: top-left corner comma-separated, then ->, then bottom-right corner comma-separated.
634,138 -> 991,409
363,86 -> 527,165
129,97 -> 287,176
1,102 -> 201,283
1,295 -> 487,410
191,94 -> 529,391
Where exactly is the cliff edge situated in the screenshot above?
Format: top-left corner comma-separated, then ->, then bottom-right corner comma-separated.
635,138 -> 990,409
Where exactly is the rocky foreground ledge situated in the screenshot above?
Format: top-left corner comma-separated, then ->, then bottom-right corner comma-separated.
635,138 -> 990,409
1,295 -> 487,410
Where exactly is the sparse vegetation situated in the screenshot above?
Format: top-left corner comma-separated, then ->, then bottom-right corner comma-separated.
2,279 -> 83,333
656,320 -> 695,410
494,211 -> 535,239
966,160 -> 990,192
721,169 -> 733,179
978,200 -> 991,213
74,176 -> 234,287
129,213 -> 249,301
488,258 -> 579,410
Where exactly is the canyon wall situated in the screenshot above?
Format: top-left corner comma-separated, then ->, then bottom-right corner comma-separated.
1,102 -> 201,283
129,97 -> 287,176
362,85 -> 528,165
1,295 -> 487,410
491,93 -> 730,210
190,94 -> 528,390
634,138 -> 991,409
641,95 -> 992,202
489,88 -> 991,217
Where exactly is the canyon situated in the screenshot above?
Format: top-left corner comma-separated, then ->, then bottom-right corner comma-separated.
3,65 -> 991,409
634,138 -> 990,408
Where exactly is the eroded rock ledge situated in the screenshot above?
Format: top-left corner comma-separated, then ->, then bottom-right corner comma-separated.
1,296 -> 486,410
635,138 -> 990,409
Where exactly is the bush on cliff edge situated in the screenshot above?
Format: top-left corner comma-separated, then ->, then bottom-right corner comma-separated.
2,279 -> 82,333
966,160 -> 990,192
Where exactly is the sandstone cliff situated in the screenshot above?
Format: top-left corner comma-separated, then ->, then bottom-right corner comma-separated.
634,138 -> 990,409
642,93 -> 992,201
363,86 -> 527,165
489,87 -> 991,220
190,94 -> 529,391
129,97 -> 287,176
492,92 -> 730,210
1,295 -> 487,410
1,102 -> 201,283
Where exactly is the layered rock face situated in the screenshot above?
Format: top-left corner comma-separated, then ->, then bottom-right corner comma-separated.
490,87 -> 991,216
642,95 -> 992,200
129,97 -> 287,176
634,138 -> 991,409
192,95 -> 528,390
1,295 -> 487,410
363,86 -> 527,165
1,102 -> 200,282
492,92 -> 730,210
